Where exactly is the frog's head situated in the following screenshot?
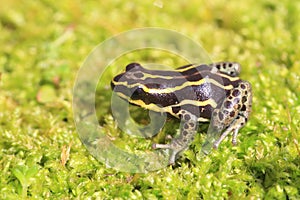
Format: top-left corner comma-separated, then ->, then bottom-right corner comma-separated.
111,63 -> 150,101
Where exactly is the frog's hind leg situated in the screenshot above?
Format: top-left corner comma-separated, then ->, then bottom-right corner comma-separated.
152,110 -> 198,165
213,112 -> 248,149
207,80 -> 252,150
210,62 -> 241,77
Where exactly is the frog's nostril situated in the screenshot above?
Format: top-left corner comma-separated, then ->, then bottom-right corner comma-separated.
111,74 -> 125,89
113,74 -> 123,82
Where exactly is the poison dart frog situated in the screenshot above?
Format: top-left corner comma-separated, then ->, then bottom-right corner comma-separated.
111,62 -> 252,164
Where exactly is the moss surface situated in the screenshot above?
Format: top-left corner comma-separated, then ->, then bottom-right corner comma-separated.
0,0 -> 299,199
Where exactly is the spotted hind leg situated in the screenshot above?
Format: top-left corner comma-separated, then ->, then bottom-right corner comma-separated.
204,80 -> 252,151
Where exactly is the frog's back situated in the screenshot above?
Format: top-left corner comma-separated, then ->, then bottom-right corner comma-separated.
111,63 -> 242,121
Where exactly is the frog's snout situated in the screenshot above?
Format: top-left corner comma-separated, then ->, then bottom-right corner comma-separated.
111,73 -> 124,90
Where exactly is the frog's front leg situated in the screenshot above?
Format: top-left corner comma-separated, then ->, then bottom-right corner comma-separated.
205,80 -> 252,151
152,110 -> 198,165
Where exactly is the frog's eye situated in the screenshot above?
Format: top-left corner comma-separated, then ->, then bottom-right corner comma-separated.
125,63 -> 142,72
131,86 -> 144,100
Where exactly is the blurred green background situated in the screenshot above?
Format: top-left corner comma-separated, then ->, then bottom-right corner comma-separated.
0,0 -> 299,199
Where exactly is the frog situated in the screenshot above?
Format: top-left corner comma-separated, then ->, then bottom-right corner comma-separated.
111,62 -> 252,164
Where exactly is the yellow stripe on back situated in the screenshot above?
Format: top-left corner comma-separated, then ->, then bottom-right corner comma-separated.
113,77 -> 234,94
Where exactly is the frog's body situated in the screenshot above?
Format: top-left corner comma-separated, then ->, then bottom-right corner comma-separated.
111,62 -> 252,164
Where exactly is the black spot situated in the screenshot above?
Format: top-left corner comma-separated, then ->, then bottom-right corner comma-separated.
183,131 -> 188,136
172,107 -> 181,114
189,122 -> 195,127
230,71 -> 234,75
218,112 -> 224,121
242,96 -> 247,103
224,101 -> 232,109
184,124 -> 189,129
240,84 -> 246,89
184,114 -> 191,121
213,111 -> 218,116
223,110 -> 229,115
222,63 -> 226,68
230,111 -> 236,117
228,96 -> 233,100
216,64 -> 221,69
232,89 -> 241,97
241,105 -> 247,111
241,122 -> 245,126
229,63 -> 233,67
183,139 -> 188,143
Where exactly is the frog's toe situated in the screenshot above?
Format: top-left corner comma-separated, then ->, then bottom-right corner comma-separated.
165,134 -> 173,140
231,128 -> 239,145
213,141 -> 220,149
168,151 -> 177,165
231,139 -> 237,146
152,143 -> 170,149
152,142 -> 185,164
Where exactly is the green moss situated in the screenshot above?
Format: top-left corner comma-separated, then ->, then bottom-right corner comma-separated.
0,0 -> 299,199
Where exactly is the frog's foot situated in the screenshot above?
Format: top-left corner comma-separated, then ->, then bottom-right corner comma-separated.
152,110 -> 198,165
208,80 -> 252,150
210,62 -> 241,77
212,114 -> 247,149
152,141 -> 187,165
